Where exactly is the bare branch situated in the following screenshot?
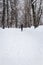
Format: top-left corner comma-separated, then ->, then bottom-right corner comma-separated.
32,0 -> 37,4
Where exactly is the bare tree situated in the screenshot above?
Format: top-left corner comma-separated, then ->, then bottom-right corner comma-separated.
10,0 -> 14,27
24,0 -> 32,27
14,0 -> 18,28
2,0 -> 5,29
31,0 -> 42,28
7,0 -> 9,28
10,0 -> 18,27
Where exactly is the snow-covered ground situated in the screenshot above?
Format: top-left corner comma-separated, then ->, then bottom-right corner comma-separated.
0,26 -> 43,65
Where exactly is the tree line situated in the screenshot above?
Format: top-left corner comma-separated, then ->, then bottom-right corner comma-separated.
0,0 -> 43,28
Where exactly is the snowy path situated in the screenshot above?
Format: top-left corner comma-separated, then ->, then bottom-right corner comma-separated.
0,26 -> 43,65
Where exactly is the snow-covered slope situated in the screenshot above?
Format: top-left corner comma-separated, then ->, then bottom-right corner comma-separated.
0,26 -> 43,65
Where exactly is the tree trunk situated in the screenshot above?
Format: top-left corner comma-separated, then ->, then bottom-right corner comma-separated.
31,2 -> 38,28
2,0 -> 5,29
14,0 -> 18,28
7,0 -> 9,28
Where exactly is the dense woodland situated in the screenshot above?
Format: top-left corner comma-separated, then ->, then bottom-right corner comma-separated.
0,0 -> 43,28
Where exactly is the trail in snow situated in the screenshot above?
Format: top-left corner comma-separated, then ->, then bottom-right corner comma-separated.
0,26 -> 43,65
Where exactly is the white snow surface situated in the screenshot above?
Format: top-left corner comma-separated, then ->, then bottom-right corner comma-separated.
0,26 -> 43,65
